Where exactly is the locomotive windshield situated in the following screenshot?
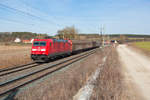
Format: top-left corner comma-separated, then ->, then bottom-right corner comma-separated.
33,41 -> 46,46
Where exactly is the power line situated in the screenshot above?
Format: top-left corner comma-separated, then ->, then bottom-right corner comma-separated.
0,3 -> 60,30
0,2 -> 64,29
17,0 -> 62,27
0,2 -> 65,33
0,15 -> 36,26
0,3 -> 50,23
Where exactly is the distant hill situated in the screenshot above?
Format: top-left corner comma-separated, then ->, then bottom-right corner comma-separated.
78,33 -> 150,39
108,34 -> 150,38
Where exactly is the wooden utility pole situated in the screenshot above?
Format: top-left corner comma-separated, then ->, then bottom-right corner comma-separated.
100,24 -> 105,46
100,25 -> 103,46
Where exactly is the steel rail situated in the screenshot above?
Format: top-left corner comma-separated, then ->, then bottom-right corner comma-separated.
0,49 -> 95,76
0,49 -> 96,98
0,64 -> 39,77
0,50 -> 95,87
0,62 -> 35,73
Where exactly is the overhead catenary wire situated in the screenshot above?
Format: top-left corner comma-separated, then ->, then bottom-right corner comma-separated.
0,3 -> 48,22
0,1 -> 99,33
17,0 -> 63,27
0,16 -> 35,26
0,5 -> 38,26
0,1 -> 97,33
0,3 -> 62,27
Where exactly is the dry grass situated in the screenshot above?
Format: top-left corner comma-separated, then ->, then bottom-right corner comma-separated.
133,42 -> 150,51
90,46 -> 144,100
90,47 -> 123,100
0,45 -> 32,69
15,48 -> 108,100
128,43 -> 150,57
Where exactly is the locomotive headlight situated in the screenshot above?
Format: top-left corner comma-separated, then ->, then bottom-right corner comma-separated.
41,49 -> 46,51
32,49 -> 37,51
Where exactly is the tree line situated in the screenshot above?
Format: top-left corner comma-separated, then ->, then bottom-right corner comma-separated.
0,32 -> 48,42
0,26 -> 78,42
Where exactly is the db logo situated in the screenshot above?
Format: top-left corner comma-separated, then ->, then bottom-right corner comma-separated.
38,47 -> 40,51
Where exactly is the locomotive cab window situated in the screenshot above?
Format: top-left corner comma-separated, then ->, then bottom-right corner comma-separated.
33,41 -> 46,46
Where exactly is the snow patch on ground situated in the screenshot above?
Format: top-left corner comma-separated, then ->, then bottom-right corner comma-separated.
73,56 -> 107,100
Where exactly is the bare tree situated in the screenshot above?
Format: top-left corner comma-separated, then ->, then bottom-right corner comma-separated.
119,35 -> 127,43
57,26 -> 78,39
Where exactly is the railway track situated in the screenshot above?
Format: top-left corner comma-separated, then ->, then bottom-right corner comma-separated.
0,62 -> 36,73
0,63 -> 39,77
0,48 -> 97,100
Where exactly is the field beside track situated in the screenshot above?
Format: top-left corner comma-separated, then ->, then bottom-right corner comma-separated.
0,45 -> 32,69
133,42 -> 150,51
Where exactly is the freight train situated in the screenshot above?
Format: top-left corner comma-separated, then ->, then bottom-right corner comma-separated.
31,38 -> 100,62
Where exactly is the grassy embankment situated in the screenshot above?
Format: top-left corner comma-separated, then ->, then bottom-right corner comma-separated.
133,42 -> 150,51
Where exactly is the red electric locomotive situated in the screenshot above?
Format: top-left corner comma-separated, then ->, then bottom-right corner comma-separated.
31,38 -> 100,62
31,38 -> 72,62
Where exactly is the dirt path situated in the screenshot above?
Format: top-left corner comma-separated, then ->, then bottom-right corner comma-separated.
117,45 -> 150,100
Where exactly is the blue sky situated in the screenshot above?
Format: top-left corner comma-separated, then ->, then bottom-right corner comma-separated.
0,0 -> 150,35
